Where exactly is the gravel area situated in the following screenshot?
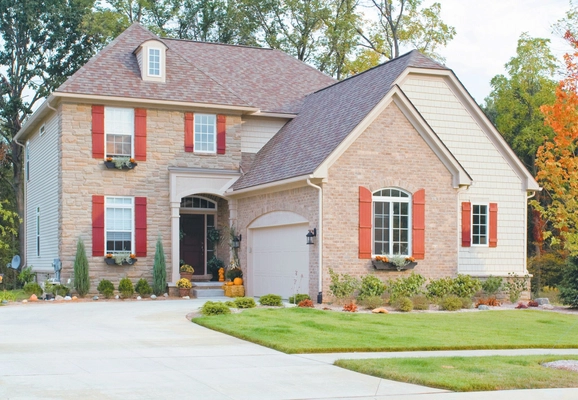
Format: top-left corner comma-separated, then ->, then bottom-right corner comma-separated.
542,360 -> 578,372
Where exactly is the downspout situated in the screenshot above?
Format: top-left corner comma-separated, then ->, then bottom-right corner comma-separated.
13,138 -> 26,267
307,178 -> 323,304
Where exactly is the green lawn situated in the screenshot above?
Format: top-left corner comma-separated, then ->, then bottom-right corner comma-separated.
193,308 -> 578,353
335,355 -> 578,391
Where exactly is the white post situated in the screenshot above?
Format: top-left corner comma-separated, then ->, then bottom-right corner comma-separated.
170,201 -> 181,284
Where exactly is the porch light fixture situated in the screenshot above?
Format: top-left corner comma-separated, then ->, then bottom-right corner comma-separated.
232,234 -> 242,249
306,228 -> 317,245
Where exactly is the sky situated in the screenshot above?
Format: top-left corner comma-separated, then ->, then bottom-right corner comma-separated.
423,0 -> 571,104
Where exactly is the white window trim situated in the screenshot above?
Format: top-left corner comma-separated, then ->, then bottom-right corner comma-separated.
105,196 -> 135,254
194,113 -> 217,154
371,188 -> 412,257
104,107 -> 134,159
179,195 -> 218,212
471,203 -> 489,247
36,207 -> 40,257
147,47 -> 162,77
39,124 -> 45,137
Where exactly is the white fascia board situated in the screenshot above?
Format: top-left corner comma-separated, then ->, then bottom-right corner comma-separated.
313,86 -> 471,188
226,174 -> 312,198
14,95 -> 58,142
249,111 -> 297,119
394,67 -> 541,192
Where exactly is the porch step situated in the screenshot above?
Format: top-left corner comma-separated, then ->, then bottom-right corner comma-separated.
192,281 -> 224,288
193,288 -> 225,298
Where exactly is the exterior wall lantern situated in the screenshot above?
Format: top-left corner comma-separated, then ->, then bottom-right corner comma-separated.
306,228 -> 317,245
232,234 -> 242,249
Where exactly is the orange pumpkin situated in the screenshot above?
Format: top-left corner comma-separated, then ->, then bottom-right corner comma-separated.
233,277 -> 243,286
226,282 -> 234,286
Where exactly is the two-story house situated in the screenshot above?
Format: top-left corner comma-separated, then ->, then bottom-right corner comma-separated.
15,24 -> 539,299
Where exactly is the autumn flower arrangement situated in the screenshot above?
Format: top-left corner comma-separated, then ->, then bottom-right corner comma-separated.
105,156 -> 137,169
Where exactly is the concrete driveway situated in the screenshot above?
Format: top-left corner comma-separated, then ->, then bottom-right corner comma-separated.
1,298 -> 577,400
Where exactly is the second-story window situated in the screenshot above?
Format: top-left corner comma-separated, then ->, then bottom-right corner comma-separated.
194,114 -> 216,153
148,48 -> 161,76
105,107 -> 134,158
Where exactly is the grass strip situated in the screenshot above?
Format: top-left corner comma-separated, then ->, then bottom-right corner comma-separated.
193,308 -> 578,353
335,355 -> 578,391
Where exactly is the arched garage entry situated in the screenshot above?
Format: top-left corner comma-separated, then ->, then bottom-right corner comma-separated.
248,211 -> 309,298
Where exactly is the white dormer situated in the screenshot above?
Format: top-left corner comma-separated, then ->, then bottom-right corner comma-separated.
134,39 -> 168,83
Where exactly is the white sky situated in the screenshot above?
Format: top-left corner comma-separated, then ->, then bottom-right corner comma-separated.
425,0 -> 571,104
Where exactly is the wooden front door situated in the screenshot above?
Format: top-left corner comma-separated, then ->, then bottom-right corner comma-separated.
180,214 -> 205,275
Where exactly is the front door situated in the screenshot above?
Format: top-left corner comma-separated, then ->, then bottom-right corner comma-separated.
180,214 -> 205,275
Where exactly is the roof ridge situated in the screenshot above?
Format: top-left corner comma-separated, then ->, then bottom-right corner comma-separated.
162,37 -> 272,51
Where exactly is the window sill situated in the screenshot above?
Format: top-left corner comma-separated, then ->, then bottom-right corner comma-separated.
372,260 -> 417,271
105,257 -> 137,266
104,161 -> 138,170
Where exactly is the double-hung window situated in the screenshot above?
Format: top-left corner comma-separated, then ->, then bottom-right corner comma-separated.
105,107 -> 134,158
472,204 -> 488,245
105,197 -> 134,253
148,48 -> 161,76
373,188 -> 411,256
194,114 -> 216,153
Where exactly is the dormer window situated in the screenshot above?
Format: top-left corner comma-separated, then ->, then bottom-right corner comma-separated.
148,48 -> 161,76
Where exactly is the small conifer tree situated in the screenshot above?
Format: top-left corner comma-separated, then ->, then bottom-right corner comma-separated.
152,236 -> 167,295
74,238 -> 90,297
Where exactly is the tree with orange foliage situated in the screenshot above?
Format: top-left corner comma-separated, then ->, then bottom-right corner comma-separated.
533,31 -> 578,255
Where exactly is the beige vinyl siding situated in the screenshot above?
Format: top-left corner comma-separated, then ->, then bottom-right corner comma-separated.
401,76 -> 527,275
241,116 -> 288,153
136,49 -> 143,77
25,112 -> 60,272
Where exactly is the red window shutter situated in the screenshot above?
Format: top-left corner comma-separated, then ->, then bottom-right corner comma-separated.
489,203 -> 498,248
135,197 -> 147,257
134,108 -> 147,161
359,186 -> 372,259
184,113 -> 194,152
412,189 -> 425,259
461,202 -> 471,247
92,105 -> 105,159
217,114 -> 226,154
92,195 -> 105,256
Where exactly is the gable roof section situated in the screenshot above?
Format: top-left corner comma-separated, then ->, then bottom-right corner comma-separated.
232,50 -> 449,190
55,24 -> 334,113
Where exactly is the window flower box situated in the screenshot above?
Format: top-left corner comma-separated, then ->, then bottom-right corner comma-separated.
372,255 -> 417,271
105,253 -> 137,265
104,157 -> 137,170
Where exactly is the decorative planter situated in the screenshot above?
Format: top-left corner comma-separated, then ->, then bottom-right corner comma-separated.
179,288 -> 191,297
372,260 -> 417,271
105,257 -> 137,266
180,272 -> 193,281
104,161 -> 137,170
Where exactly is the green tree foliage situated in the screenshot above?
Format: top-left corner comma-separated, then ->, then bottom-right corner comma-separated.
152,236 -> 167,295
527,252 -> 565,295
0,200 -> 19,253
73,238 -> 90,297
559,256 -> 578,307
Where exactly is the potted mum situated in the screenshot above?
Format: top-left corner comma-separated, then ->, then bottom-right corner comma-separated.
176,278 -> 192,297
180,264 -> 194,280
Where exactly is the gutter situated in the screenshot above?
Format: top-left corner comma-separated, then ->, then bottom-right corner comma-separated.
307,178 -> 323,304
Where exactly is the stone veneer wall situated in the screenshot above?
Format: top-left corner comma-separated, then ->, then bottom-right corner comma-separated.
322,103 -> 459,298
235,186 -> 319,298
59,103 -> 241,290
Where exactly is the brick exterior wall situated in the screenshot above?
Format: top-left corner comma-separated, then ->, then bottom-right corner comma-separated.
58,103 -> 241,291
236,187 -> 319,298
322,102 -> 459,298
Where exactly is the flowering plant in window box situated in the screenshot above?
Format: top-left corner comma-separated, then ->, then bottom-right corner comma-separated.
104,252 -> 137,265
104,157 -> 137,170
372,255 -> 417,271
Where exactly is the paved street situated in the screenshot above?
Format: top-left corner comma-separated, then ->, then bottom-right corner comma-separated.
1,298 -> 577,400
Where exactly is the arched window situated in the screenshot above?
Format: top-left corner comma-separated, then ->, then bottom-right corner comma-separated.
180,196 -> 217,210
373,188 -> 412,256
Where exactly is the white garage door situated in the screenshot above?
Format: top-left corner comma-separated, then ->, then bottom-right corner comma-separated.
251,223 -> 309,298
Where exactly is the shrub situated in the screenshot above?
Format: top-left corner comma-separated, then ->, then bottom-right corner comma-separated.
259,294 -> 283,306
73,238 -> 90,297
504,273 -> 530,303
528,300 -> 539,307
51,284 -> 69,297
118,277 -> 134,299
97,279 -> 115,298
23,282 -> 43,297
224,301 -> 236,307
298,299 -> 315,308
153,236 -> 167,296
439,295 -> 462,311
357,275 -> 385,301
288,293 -> 311,304
527,252 -> 566,295
452,275 -> 482,298
460,297 -> 473,309
359,295 -> 384,309
426,277 -> 454,299
0,291 -> 16,302
328,268 -> 359,301
17,266 -> 36,286
386,273 -> 426,302
342,302 -> 357,312
559,257 -> 578,307
234,297 -> 256,309
394,296 -> 413,312
135,279 -> 152,297
201,301 -> 231,316
411,295 -> 430,310
481,276 -> 503,296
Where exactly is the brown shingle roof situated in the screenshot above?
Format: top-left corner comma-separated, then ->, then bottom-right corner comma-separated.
233,50 -> 448,190
56,24 -> 335,113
